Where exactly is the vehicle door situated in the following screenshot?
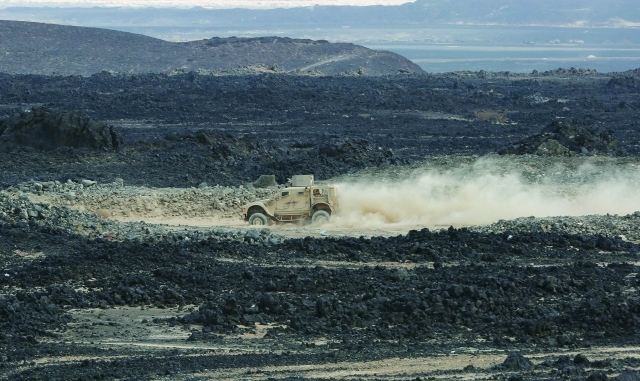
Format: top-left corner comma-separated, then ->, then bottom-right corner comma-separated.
275,190 -> 293,212
292,188 -> 310,211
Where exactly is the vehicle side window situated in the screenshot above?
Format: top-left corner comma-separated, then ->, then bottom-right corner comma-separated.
282,191 -> 289,197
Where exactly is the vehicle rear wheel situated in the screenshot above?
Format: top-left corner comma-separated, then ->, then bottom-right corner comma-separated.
248,213 -> 269,226
311,210 -> 330,225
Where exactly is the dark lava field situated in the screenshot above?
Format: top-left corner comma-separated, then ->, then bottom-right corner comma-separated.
1,64 -> 640,380
1,68 -> 639,187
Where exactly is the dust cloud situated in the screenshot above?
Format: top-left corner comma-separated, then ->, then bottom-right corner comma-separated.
332,159 -> 640,228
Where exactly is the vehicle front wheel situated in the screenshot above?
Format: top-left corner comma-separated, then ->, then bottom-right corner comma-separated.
311,210 -> 330,225
248,213 -> 269,226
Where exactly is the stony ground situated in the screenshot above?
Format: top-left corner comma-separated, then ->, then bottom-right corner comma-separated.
1,156 -> 640,380
1,69 -> 640,380
1,68 -> 639,188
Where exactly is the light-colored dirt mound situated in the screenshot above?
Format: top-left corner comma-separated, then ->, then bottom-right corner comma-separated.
1,155 -> 638,243
25,178 -> 274,221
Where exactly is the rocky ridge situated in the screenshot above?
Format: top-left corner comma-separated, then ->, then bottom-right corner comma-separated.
497,120 -> 625,156
0,21 -> 423,76
0,108 -> 123,153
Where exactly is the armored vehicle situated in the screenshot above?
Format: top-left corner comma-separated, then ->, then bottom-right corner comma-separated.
242,175 -> 338,225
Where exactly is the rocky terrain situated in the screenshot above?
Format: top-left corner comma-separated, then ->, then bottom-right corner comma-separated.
0,38 -> 640,379
0,108 -> 123,153
0,66 -> 638,189
0,172 -> 639,380
497,120 -> 625,156
0,21 -> 423,76
1,180 -> 640,380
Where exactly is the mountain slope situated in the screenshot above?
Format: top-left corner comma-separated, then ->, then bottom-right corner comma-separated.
0,20 -> 423,76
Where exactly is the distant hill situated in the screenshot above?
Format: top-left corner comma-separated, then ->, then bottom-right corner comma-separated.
0,20 -> 423,76
1,1 -> 639,28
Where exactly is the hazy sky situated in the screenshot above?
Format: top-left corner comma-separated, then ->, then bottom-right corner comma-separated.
0,0 -> 412,8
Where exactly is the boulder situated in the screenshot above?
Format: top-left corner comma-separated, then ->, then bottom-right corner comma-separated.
502,353 -> 534,370
0,108 -> 123,153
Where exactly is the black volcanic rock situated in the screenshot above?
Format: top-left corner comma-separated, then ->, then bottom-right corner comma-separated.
0,215 -> 639,378
615,371 -> 640,381
152,130 -> 404,186
497,120 -> 625,156
502,353 -> 534,370
0,20 -> 423,76
607,76 -> 640,89
0,108 -> 123,153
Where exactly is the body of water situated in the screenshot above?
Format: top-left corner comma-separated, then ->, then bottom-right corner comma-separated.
364,42 -> 640,73
114,24 -> 640,73
361,25 -> 640,73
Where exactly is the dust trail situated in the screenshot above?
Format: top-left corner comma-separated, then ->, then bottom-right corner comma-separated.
332,158 -> 640,228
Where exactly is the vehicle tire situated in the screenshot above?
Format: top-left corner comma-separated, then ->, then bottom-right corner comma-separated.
248,213 -> 269,226
311,210 -> 330,225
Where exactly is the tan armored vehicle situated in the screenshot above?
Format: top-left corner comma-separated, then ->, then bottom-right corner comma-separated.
242,175 -> 338,225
